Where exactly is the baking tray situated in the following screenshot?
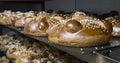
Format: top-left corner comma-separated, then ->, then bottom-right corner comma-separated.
95,46 -> 120,63
0,23 -> 120,63
0,24 -> 120,52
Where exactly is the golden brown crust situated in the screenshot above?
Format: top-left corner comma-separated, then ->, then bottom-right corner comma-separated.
0,10 -> 14,25
0,34 -> 80,62
71,11 -> 91,20
0,56 -> 9,63
24,11 -> 51,36
0,35 -> 14,51
14,11 -> 35,27
48,34 -> 110,47
24,17 -> 49,36
65,20 -> 82,33
47,18 -> 112,47
6,49 -> 18,59
6,46 -> 26,59
105,16 -> 120,36
14,17 -> 25,27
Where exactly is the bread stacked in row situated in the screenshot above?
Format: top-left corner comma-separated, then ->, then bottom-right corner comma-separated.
0,10 -> 36,27
0,10 -> 120,47
0,34 -> 81,63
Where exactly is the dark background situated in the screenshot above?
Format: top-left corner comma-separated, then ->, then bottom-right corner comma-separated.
0,0 -> 119,14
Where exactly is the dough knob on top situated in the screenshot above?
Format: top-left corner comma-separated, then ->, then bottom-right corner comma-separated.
65,20 -> 82,33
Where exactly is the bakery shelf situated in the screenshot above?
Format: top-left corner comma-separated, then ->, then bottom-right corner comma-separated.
0,24 -> 120,63
95,46 -> 120,63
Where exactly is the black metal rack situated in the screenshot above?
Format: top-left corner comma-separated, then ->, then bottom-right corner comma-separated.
95,46 -> 120,63
0,23 -> 120,63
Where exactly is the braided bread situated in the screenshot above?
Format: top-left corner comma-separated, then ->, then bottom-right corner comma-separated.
47,18 -> 112,47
